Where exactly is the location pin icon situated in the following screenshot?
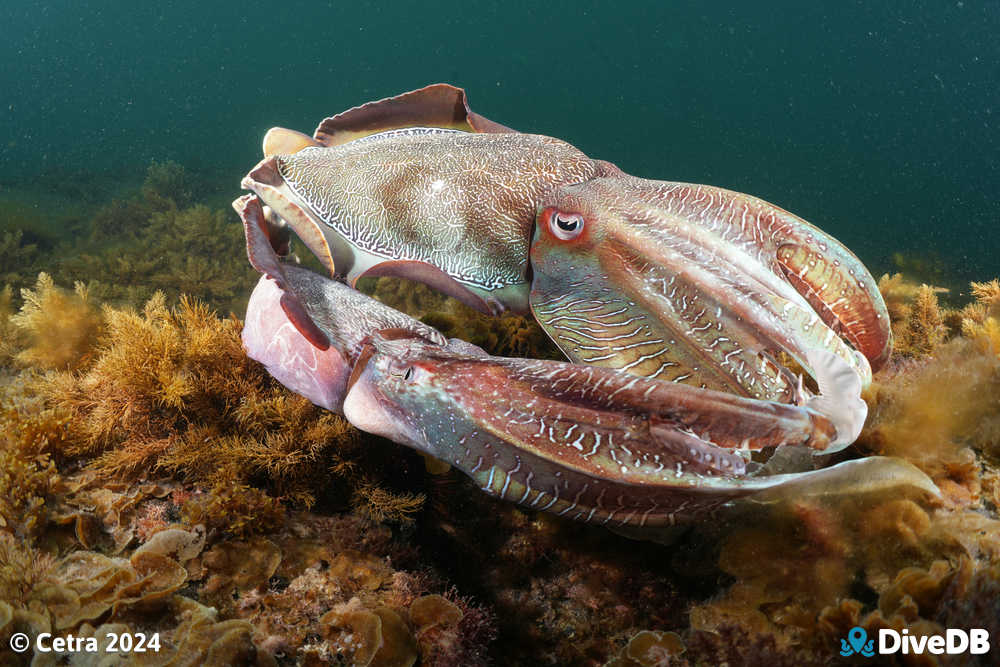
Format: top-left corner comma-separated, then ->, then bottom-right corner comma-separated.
848,627 -> 868,654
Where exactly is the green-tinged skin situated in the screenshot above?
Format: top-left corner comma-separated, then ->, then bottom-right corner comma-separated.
238,196 -> 934,527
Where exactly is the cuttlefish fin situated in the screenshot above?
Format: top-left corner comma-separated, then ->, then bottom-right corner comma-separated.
350,258 -> 495,315
262,127 -> 323,157
313,83 -> 517,147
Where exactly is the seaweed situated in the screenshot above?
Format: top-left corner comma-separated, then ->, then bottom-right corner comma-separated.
0,230 -> 43,298
0,162 -> 256,316
319,598 -> 418,667
408,593 -> 487,667
9,273 -> 102,371
30,290 -> 362,520
141,160 -> 196,210
0,533 -> 56,607
685,497 -> 1000,661
859,340 -> 994,502
861,280 -> 1000,494
0,525 -> 270,666
878,273 -> 950,359
817,556 -> 1000,667
0,389 -> 68,540
962,279 -> 1000,355
0,275 -> 428,551
180,482 -> 286,541
604,630 -> 685,667
352,483 -> 426,526
0,285 -> 22,366
59,202 -> 256,315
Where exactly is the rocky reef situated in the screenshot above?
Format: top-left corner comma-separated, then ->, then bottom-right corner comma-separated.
1,164 -> 998,666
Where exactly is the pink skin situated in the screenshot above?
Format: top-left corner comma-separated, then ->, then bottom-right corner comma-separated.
242,274 -> 351,412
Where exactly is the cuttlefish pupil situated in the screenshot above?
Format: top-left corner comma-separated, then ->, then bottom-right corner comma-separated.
547,209 -> 586,240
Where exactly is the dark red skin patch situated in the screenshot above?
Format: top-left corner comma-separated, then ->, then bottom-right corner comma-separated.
234,193 -> 331,351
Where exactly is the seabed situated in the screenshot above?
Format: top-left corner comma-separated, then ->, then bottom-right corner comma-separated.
1,163 -> 998,666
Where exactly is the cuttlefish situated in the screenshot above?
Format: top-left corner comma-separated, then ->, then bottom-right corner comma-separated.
234,84 -> 936,528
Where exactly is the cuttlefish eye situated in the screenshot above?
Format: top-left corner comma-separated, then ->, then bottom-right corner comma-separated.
390,365 -> 415,381
386,359 -> 416,381
544,208 -> 585,241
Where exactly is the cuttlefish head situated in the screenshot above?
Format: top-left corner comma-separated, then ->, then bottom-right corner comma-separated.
529,175 -> 889,408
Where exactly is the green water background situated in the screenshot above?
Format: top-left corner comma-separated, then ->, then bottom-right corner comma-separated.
2,1 -> 997,289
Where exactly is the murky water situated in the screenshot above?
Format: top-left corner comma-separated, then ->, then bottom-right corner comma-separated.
2,1 -> 997,287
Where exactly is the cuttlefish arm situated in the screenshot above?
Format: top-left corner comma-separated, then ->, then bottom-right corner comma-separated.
344,333 -> 935,527
528,176 -> 890,411
248,84 -> 887,395
235,193 -> 444,411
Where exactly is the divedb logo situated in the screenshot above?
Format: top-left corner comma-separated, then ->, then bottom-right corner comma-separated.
840,626 -> 991,657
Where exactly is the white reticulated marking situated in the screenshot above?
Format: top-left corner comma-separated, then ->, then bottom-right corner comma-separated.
558,483 -> 588,517
278,132 -> 596,291
639,503 -> 659,527
606,376 -> 641,401
500,457 -> 520,499
517,472 -> 534,504
498,472 -> 510,499
620,349 -> 669,372
540,485 -> 560,510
